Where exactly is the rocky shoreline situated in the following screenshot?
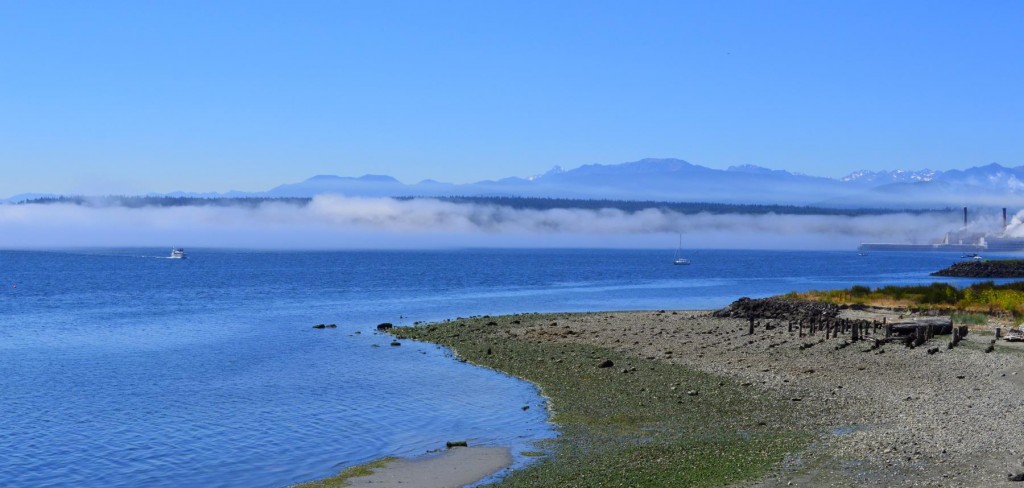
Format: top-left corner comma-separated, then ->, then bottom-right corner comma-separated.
392,299 -> 1024,487
932,259 -> 1024,278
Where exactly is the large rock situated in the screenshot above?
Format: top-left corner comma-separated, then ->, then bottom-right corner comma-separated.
714,297 -> 839,321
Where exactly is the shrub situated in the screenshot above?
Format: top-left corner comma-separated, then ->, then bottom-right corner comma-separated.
850,285 -> 871,297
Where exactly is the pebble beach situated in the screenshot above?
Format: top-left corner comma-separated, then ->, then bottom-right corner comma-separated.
383,301 -> 1024,487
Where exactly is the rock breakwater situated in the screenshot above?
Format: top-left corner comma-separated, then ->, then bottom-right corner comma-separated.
932,259 -> 1024,278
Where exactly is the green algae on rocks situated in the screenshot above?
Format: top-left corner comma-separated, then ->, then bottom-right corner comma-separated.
393,313 -> 811,487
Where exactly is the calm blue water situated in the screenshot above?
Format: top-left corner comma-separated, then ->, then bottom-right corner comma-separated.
0,248 -> 1010,487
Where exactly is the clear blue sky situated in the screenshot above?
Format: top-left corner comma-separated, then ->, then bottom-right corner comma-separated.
1,1 -> 1022,196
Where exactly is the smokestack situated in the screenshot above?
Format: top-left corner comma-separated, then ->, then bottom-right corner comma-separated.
1004,208 -> 1008,230
963,207 -> 968,227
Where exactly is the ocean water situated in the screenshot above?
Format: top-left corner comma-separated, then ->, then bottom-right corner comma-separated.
0,248 -> 1007,487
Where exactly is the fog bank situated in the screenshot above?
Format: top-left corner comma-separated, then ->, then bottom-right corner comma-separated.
0,195 -> 961,250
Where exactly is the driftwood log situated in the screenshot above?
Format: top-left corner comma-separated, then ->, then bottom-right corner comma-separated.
888,317 -> 953,336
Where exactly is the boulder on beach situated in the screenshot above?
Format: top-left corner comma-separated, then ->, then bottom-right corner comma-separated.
377,323 -> 394,331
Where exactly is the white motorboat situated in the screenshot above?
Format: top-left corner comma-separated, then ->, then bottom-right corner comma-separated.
169,248 -> 186,259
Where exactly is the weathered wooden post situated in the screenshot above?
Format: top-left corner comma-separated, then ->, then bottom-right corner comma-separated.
996,327 -> 1002,339
885,323 -> 892,338
798,322 -> 804,337
788,321 -> 793,333
852,321 -> 859,341
749,317 -> 755,335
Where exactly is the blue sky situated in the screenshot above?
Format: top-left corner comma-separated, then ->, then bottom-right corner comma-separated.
1,1 -> 1022,196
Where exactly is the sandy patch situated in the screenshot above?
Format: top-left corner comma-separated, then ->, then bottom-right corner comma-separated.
344,446 -> 512,488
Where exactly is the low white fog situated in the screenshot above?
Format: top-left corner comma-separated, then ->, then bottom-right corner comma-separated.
0,195 -> 965,250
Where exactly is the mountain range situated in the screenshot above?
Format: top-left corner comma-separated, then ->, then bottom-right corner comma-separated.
7,159 -> 1024,208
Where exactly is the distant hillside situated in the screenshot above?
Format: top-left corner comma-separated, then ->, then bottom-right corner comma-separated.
18,195 -> 309,208
402,197 -> 943,216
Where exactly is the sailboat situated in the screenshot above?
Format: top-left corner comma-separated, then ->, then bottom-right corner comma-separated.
673,235 -> 690,265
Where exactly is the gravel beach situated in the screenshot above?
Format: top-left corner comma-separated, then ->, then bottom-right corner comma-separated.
291,299 -> 1024,488
500,307 -> 1024,486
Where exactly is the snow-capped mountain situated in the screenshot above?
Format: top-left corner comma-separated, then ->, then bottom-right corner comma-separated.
259,159 -> 1024,208
840,169 -> 940,184
8,159 -> 1024,208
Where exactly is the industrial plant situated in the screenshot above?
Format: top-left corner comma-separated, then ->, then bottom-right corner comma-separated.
859,207 -> 1024,253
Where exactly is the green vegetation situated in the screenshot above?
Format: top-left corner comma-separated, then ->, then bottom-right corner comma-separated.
951,312 -> 989,325
392,314 -> 810,487
292,457 -> 396,488
796,281 -> 1024,320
